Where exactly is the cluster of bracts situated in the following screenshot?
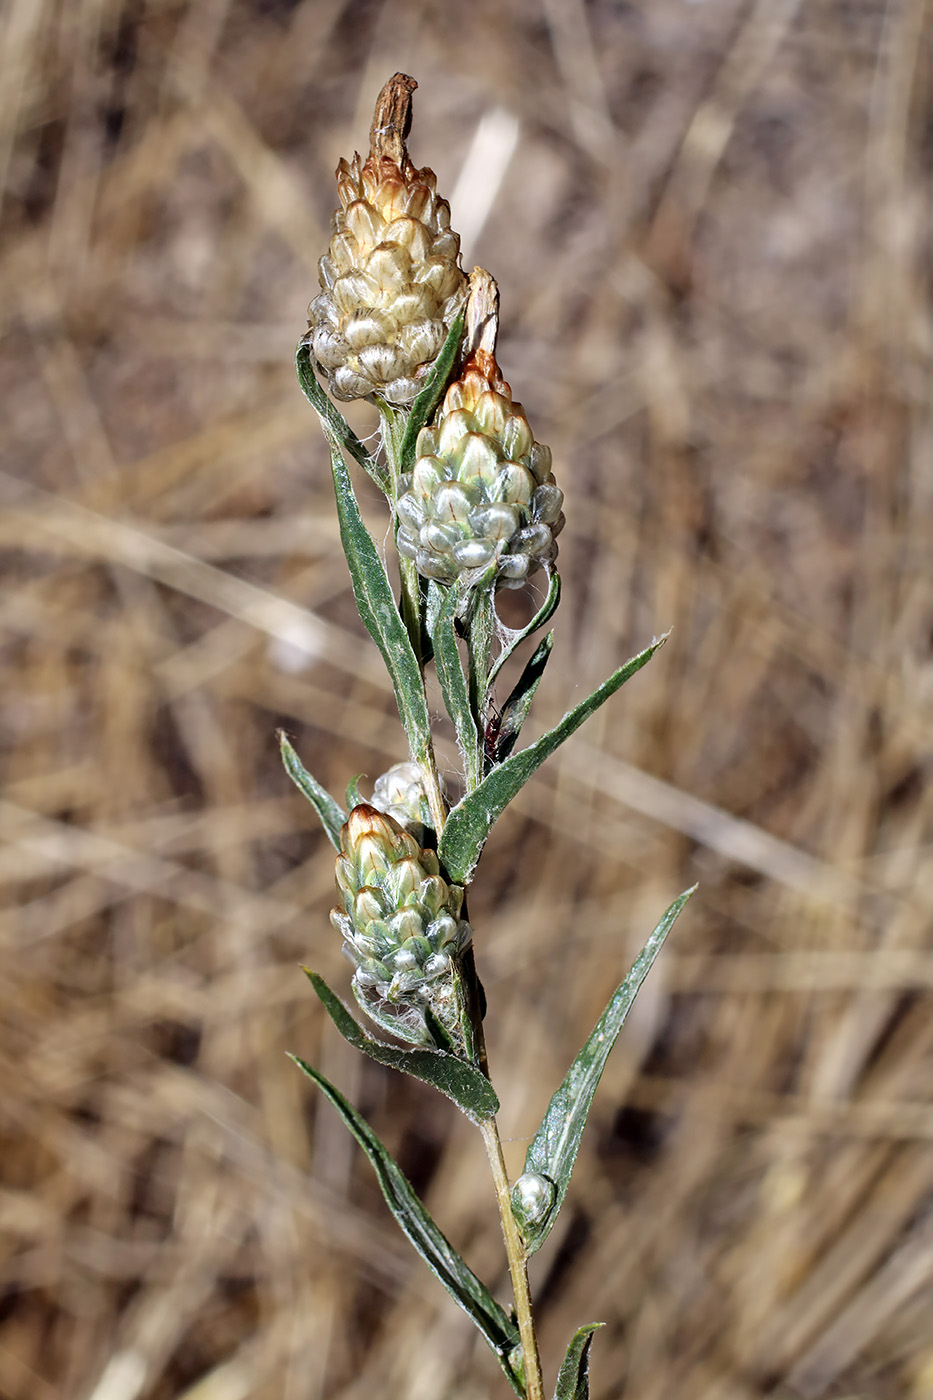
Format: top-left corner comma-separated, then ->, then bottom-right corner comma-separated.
304,75 -> 565,1046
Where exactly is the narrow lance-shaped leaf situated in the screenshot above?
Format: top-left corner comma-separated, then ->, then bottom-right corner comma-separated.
553,1324 -> 603,1400
426,579 -> 445,639
466,583 -> 495,725
376,402 -> 428,670
326,434 -> 433,762
399,313 -> 465,472
512,887 -> 695,1255
492,631 -> 554,768
487,571 -> 561,690
432,581 -> 481,789
440,633 -> 668,884
289,1054 -> 525,1396
345,775 -> 364,810
376,398 -> 406,474
279,732 -> 346,850
305,970 -> 498,1123
296,343 -> 390,494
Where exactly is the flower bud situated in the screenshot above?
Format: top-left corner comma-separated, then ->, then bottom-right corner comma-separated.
306,74 -> 467,405
330,804 -> 472,1043
370,760 -> 436,836
511,1172 -> 556,1236
396,269 -> 564,588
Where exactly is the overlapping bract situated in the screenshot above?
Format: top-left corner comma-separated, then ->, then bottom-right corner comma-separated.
307,153 -> 466,404
395,348 -> 565,588
331,805 -> 472,1042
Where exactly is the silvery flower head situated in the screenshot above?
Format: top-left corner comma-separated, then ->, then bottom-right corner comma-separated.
306,74 -> 467,405
331,804 -> 472,1045
395,269 -> 564,589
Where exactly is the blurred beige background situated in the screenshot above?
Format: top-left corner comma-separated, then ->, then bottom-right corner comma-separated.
2,2 -> 932,1398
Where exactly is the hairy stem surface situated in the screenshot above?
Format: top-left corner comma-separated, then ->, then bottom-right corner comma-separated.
481,1117 -> 544,1400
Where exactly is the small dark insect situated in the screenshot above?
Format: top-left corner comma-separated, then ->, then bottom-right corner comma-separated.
483,701 -> 503,770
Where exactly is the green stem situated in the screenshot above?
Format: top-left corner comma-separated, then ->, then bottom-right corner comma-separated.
480,1117 -> 544,1400
379,401 -> 424,667
468,969 -> 542,1400
377,401 -> 542,1396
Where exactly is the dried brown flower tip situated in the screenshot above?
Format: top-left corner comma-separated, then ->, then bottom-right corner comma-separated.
307,74 -> 467,405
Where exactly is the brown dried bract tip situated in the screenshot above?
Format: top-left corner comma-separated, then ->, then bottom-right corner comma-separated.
463,267 -> 500,364
461,268 -> 510,397
369,73 -> 417,168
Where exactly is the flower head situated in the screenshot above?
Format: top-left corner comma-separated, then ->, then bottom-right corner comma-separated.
395,269 -> 564,587
306,74 -> 467,405
331,804 -> 472,1044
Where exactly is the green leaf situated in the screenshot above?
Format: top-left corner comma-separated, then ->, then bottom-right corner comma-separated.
440,633 -> 668,884
345,775 -> 364,810
432,581 -> 481,789
326,437 -> 433,762
295,342 -> 390,494
306,970 -> 498,1123
399,313 -> 465,472
426,579 -> 446,639
488,571 -> 561,689
513,888 -> 695,1254
279,732 -> 346,850
466,582 -> 495,724
492,631 -> 554,768
289,1053 -> 524,1396
424,1003 -> 457,1053
553,1324 -> 603,1400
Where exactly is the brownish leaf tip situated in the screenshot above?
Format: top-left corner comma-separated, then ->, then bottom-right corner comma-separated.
369,73 -> 418,165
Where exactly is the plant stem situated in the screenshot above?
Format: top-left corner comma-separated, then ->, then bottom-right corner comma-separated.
421,727 -> 541,1394
480,1117 -> 544,1400
379,396 -> 542,1396
379,402 -> 425,668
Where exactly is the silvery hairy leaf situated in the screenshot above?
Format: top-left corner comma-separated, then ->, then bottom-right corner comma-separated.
439,633 -> 668,884
512,888 -> 695,1255
305,970 -> 498,1122
279,732 -> 346,850
489,631 -> 554,769
296,342 -> 390,494
431,579 -> 482,789
325,434 -> 433,764
399,313 -> 465,472
289,1053 -> 525,1395
552,1324 -> 603,1400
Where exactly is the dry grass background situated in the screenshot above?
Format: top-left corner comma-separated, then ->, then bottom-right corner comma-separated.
1,1 -> 932,1397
